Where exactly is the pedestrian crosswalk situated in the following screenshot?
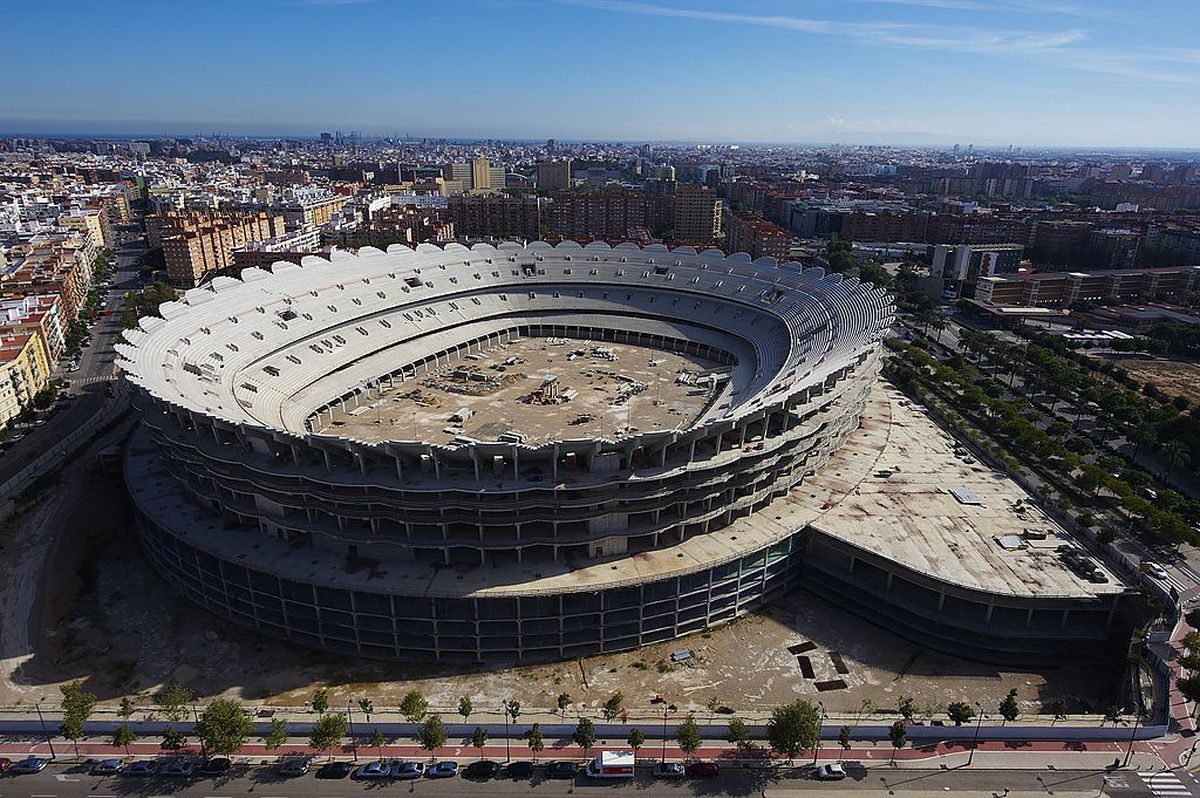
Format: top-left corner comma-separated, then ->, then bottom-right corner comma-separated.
68,374 -> 116,385
1140,771 -> 1194,797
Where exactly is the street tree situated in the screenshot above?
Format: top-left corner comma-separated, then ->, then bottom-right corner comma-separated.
111,724 -> 138,756
458,696 -> 473,722
1048,697 -> 1069,725
898,696 -> 915,722
309,712 -> 348,758
998,689 -> 1020,725
766,699 -> 821,763
726,718 -> 752,753
471,726 -> 489,760
573,718 -> 597,758
400,690 -> 429,723
358,698 -> 374,721
311,688 -> 329,714
367,727 -> 387,760
504,699 -> 522,725
946,702 -> 975,726
264,718 -> 288,750
1103,706 -> 1123,727
60,681 -> 97,756
602,691 -> 625,722
837,725 -> 852,761
676,713 -> 702,760
157,682 -> 193,723
195,698 -> 254,757
118,697 -> 135,720
628,728 -> 646,753
556,692 -> 572,716
417,715 -> 447,760
888,721 -> 907,762
525,723 -> 545,762
161,728 -> 186,751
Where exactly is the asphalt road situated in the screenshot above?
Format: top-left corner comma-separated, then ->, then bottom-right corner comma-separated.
0,230 -> 144,485
0,764 -> 1191,798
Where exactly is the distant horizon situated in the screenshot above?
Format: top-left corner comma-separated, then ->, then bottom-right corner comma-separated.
4,1 -> 1197,150
4,126 -> 1200,155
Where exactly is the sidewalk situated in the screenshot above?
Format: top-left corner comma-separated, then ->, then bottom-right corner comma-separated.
0,735 -> 1166,772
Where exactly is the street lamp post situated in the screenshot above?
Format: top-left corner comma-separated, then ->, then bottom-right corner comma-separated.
503,702 -> 511,763
813,701 -> 826,765
347,702 -> 358,762
966,703 -> 984,767
34,699 -> 56,760
1122,709 -> 1143,768
661,705 -> 669,761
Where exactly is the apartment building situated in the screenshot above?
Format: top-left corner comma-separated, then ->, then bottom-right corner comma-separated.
0,331 -> 51,429
149,210 -> 288,287
447,195 -> 541,240
547,192 -> 671,240
673,183 -> 722,246
724,211 -> 791,259
280,195 -> 347,228
537,160 -> 573,192
0,294 -> 65,360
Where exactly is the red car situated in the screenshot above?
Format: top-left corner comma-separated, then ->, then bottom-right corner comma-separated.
0,757 -> 11,772
687,762 -> 719,779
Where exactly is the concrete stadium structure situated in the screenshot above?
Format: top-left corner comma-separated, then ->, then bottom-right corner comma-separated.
117,240 -> 898,662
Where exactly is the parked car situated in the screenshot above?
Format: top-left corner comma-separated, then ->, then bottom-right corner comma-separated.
11,758 -> 49,774
315,761 -> 353,779
652,762 -> 686,778
687,762 -> 720,779
815,764 -> 847,780
463,760 -> 500,780
353,760 -> 393,780
159,759 -> 195,777
90,758 -> 123,775
392,761 -> 424,780
121,760 -> 158,776
198,757 -> 231,776
424,758 -> 456,777
504,761 -> 533,779
425,761 -> 459,778
277,756 -> 311,776
0,757 -> 10,772
545,761 -> 579,779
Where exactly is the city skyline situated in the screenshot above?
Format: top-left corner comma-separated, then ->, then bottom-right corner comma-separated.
3,0 -> 1198,147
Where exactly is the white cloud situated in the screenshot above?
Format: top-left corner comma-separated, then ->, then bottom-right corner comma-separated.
565,0 -> 1199,85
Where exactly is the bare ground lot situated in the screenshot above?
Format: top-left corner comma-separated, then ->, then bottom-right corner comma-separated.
1100,355 -> 1200,407
318,338 -> 719,445
0,461 -> 1122,718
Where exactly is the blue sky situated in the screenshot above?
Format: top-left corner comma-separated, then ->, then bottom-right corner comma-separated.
2,0 -> 1197,146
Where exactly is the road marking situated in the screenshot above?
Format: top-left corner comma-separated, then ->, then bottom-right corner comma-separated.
1140,772 -> 1194,797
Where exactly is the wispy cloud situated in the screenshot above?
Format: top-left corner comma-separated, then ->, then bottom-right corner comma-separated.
564,0 -> 1198,85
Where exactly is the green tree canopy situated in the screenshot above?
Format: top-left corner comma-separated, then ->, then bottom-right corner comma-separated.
400,690 -> 428,723
602,691 -> 625,721
111,724 -> 138,755
766,699 -> 821,762
309,712 -> 348,754
675,713 -> 702,758
157,682 -> 193,723
572,717 -> 597,754
417,714 -> 447,756
264,718 -> 288,749
195,698 -> 254,756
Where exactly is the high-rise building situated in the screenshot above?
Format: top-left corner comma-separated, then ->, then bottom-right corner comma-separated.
149,210 -> 288,287
673,184 -> 722,246
471,157 -> 492,191
537,160 -> 573,192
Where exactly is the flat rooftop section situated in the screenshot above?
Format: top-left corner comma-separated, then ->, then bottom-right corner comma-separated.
316,338 -> 720,446
805,388 -> 1125,598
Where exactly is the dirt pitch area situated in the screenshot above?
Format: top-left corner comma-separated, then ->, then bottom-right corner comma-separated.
1106,356 -> 1200,407
0,462 -> 1122,720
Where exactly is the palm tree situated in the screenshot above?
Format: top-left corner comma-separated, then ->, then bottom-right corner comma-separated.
1129,423 -> 1157,460
1162,440 -> 1191,478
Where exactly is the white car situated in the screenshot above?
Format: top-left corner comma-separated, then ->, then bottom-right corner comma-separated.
815,763 -> 847,780
1143,562 -> 1170,580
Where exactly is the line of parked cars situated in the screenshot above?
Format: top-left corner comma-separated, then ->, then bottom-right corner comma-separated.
276,756 -> 721,782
